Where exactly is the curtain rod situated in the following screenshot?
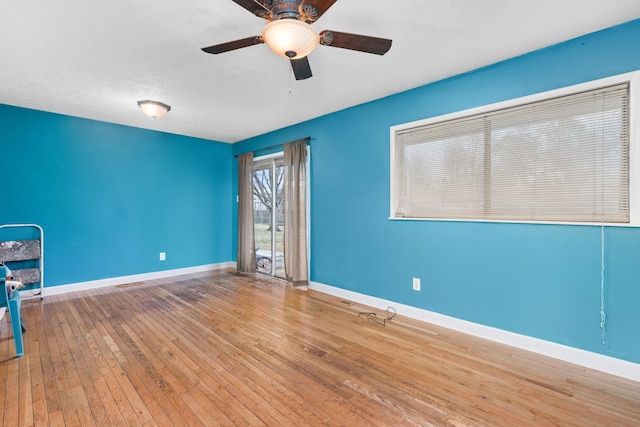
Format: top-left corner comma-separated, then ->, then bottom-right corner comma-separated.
234,136 -> 311,158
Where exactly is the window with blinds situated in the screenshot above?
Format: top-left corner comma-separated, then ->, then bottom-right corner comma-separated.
391,83 -> 630,223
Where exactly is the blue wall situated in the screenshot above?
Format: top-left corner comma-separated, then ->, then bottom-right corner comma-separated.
233,19 -> 640,364
0,106 -> 233,286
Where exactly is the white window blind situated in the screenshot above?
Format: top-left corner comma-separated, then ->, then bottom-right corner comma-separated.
392,83 -> 630,223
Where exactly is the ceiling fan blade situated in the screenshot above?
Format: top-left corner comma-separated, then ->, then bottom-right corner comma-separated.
231,0 -> 272,19
298,0 -> 337,22
319,30 -> 392,55
201,36 -> 264,54
290,56 -> 312,80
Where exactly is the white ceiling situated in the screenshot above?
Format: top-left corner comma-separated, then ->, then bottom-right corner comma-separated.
1,1 -> 640,143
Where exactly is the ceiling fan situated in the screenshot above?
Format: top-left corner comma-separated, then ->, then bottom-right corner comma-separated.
201,0 -> 392,80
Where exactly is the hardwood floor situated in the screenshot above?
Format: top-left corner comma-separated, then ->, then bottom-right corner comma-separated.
1,270 -> 639,426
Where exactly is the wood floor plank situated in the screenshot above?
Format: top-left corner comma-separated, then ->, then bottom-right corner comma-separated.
130,300 -> 272,425
139,293 -> 329,426
142,306 -> 300,426
17,334 -> 34,427
1,270 -> 639,426
99,287 -> 223,426
70,300 -> 162,425
157,279 -> 363,425
128,318 -> 262,426
32,300 -> 62,421
0,318 -> 11,425
116,319 -> 223,426
88,294 -> 211,427
3,344 -> 20,427
57,307 -> 113,427
76,297 -> 191,427
46,313 -> 82,426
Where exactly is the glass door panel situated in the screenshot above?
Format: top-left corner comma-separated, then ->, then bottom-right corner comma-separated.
274,162 -> 285,278
253,157 -> 286,278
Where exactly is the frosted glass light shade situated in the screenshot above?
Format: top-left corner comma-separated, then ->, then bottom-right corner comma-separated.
261,19 -> 319,59
137,100 -> 171,118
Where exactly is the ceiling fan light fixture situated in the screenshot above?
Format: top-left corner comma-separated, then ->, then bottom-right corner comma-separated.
137,100 -> 171,118
261,19 -> 319,59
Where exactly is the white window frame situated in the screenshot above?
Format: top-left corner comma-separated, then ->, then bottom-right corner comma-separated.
390,70 -> 640,226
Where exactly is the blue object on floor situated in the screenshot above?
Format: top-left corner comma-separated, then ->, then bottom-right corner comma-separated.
0,265 -> 24,357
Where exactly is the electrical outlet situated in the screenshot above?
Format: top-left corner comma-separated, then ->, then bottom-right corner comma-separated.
413,277 -> 421,291
159,252 -> 166,261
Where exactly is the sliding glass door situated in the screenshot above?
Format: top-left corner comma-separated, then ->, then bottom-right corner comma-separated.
253,155 -> 285,278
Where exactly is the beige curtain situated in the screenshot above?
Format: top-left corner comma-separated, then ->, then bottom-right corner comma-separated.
237,152 -> 256,273
283,139 -> 308,286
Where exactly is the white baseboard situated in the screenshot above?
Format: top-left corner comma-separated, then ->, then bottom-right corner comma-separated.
39,262 -> 236,297
309,281 -> 640,383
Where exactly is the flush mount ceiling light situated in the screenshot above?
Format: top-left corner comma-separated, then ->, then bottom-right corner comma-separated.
261,19 -> 319,59
137,100 -> 171,118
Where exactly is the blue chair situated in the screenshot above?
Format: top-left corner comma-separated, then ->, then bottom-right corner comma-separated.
0,265 -> 24,357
